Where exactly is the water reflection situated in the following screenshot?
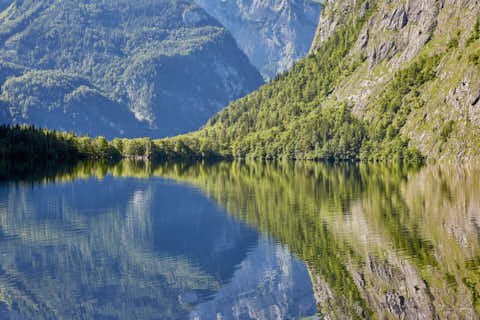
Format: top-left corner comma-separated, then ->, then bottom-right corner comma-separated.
0,160 -> 317,319
1,159 -> 480,319
147,160 -> 480,319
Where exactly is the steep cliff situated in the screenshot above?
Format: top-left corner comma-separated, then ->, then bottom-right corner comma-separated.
194,0 -> 323,80
310,0 -> 480,161
0,0 -> 263,139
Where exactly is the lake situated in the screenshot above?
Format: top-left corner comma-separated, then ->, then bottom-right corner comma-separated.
0,160 -> 479,319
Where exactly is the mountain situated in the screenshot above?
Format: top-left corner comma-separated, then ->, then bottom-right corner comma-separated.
0,0 -> 263,139
0,66 -> 144,138
178,0 -> 480,162
194,0 -> 323,80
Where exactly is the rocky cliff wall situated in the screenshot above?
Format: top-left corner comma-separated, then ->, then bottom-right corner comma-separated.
195,0 -> 323,80
311,0 -> 480,162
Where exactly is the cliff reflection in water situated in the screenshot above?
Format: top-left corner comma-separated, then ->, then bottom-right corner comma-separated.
147,160 -> 480,320
1,159 -> 480,319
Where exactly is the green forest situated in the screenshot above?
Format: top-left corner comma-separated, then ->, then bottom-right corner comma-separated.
1,0 -> 467,165
0,124 -> 221,162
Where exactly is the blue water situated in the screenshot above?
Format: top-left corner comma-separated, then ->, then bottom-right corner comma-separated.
0,174 -> 317,319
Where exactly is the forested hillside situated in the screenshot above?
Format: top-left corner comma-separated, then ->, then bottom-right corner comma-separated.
171,0 -> 480,162
0,0 -> 263,138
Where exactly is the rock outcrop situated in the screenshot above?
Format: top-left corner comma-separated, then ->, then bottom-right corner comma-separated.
311,0 -> 480,161
194,0 -> 323,80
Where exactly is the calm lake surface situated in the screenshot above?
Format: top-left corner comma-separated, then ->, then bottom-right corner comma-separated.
0,160 -> 479,319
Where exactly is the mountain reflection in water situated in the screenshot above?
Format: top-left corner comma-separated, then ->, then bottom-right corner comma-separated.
0,160 -> 317,319
0,159 -> 479,319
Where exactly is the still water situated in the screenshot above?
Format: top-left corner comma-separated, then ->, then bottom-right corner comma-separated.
0,160 -> 479,319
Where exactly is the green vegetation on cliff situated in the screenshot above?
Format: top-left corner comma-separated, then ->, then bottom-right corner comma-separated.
162,0 -> 430,163
175,0 -> 480,163
361,54 -> 442,161
187,3 -> 373,161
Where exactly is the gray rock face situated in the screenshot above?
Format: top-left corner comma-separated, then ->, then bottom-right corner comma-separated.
310,0 -> 480,161
194,0 -> 323,80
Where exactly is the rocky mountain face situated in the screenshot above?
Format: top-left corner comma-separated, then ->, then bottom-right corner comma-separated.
310,0 -> 480,161
194,0 -> 323,80
0,0 -> 263,138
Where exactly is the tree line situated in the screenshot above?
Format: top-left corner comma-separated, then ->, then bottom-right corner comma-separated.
0,124 -> 222,162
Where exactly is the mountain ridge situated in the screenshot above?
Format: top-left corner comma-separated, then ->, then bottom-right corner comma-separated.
0,0 -> 263,139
